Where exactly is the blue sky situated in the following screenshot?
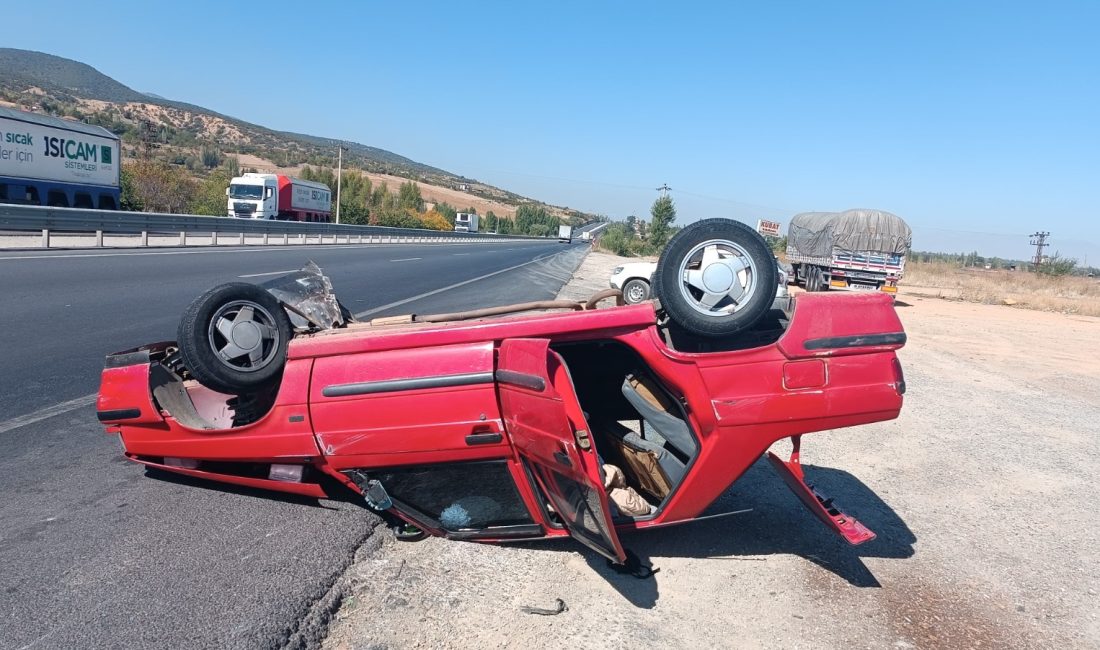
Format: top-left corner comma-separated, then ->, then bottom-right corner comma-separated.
6,1 -> 1098,262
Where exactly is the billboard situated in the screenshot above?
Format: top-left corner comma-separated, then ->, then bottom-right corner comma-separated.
0,115 -> 120,188
756,219 -> 782,237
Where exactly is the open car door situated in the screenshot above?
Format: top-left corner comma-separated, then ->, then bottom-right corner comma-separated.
496,338 -> 627,564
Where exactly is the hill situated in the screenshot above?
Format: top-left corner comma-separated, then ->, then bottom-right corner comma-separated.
0,48 -> 585,220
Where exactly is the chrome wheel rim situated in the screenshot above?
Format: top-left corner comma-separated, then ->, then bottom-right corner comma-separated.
676,238 -> 760,317
207,300 -> 281,372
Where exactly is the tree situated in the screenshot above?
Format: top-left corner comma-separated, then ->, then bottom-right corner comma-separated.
484,211 -> 498,232
435,202 -> 457,225
191,169 -> 231,216
1036,252 -> 1077,277
649,195 -> 676,249
419,209 -> 452,231
625,215 -> 637,237
397,181 -> 424,211
119,167 -> 144,211
124,161 -> 195,213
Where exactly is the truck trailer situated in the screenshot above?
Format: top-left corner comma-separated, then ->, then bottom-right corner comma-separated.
0,106 -> 121,210
227,173 -> 332,222
558,224 -> 573,243
786,209 -> 911,294
454,212 -> 479,233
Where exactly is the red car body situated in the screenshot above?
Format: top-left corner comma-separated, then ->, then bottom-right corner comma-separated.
97,292 -> 905,563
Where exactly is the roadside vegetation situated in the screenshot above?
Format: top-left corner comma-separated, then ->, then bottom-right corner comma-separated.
597,195 -> 678,257
904,260 -> 1100,316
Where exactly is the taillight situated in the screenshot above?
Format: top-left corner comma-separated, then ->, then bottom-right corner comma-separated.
892,357 -> 906,395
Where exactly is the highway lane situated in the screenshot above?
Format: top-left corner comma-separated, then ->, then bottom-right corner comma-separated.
0,240 -> 587,649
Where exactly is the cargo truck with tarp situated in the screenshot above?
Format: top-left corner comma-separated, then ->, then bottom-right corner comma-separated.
0,106 -> 121,210
786,209 -> 912,294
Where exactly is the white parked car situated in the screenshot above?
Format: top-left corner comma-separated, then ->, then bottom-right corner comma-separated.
611,259 -> 790,308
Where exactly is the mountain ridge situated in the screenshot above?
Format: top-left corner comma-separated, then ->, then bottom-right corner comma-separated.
0,47 -> 568,215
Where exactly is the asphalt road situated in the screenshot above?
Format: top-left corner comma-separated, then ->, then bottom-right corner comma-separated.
0,239 -> 588,649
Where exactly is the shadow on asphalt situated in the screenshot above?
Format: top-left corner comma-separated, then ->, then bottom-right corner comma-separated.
509,457 -> 915,609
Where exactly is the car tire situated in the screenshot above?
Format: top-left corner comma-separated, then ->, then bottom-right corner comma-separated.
177,282 -> 293,395
806,267 -> 819,292
653,218 -> 777,338
621,278 -> 651,305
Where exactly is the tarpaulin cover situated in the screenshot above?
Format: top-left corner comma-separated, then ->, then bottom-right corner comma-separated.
788,209 -> 912,257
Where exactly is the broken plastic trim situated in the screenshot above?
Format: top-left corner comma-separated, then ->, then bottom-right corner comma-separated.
258,261 -> 344,331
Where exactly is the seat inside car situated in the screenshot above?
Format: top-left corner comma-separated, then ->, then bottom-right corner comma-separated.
621,373 -> 697,462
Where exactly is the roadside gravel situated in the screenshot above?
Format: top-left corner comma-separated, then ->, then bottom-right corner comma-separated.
323,249 -> 1100,649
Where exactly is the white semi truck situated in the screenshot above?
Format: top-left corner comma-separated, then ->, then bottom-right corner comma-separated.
227,173 -> 332,222
454,212 -> 479,233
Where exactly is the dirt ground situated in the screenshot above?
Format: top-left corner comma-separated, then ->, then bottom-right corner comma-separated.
323,251 -> 1100,649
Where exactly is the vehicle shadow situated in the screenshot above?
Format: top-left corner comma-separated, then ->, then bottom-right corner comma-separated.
512,457 -> 915,609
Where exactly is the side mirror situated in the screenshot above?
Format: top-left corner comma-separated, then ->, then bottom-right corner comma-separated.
224,188 -> 229,196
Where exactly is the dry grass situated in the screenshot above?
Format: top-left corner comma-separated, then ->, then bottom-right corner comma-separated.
903,261 -> 1100,316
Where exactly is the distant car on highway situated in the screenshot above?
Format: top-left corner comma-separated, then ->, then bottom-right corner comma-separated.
611,258 -> 791,308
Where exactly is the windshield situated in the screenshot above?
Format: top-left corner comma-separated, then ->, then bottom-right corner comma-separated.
229,184 -> 264,200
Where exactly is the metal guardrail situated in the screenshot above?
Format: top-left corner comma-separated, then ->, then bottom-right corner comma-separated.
0,204 -> 540,248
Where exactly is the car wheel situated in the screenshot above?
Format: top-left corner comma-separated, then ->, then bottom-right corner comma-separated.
653,218 -> 777,338
177,282 -> 293,395
621,278 -> 651,304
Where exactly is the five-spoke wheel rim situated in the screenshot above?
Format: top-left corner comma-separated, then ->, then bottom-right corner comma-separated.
676,238 -> 760,317
207,300 -> 282,372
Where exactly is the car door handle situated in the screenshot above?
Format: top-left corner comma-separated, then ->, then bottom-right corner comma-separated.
465,432 -> 503,445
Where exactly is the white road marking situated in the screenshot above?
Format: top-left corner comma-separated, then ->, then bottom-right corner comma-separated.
0,394 -> 98,435
237,269 -> 298,278
452,253 -> 470,256
390,257 -> 421,262
355,250 -> 563,319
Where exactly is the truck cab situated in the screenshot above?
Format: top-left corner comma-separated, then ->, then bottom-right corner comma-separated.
227,173 -> 278,219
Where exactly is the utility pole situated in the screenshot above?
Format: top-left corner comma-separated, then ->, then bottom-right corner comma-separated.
335,143 -> 347,224
656,183 -> 671,196
1029,231 -> 1050,267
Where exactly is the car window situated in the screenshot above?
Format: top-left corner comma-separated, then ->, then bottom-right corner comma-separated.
370,460 -> 534,531
534,465 -> 617,551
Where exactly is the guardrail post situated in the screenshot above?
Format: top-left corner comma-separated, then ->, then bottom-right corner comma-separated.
212,232 -> 217,246
263,233 -> 269,245
41,229 -> 49,248
95,230 -> 103,247
180,231 -> 186,246
141,231 -> 148,247
300,234 -> 305,244
239,233 -> 245,246
283,233 -> 289,245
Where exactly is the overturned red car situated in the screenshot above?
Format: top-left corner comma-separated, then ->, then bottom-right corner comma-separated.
97,219 -> 906,564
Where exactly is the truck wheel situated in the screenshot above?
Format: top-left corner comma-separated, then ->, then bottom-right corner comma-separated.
177,283 -> 293,395
806,267 -> 819,292
622,278 -> 651,304
653,218 -> 777,338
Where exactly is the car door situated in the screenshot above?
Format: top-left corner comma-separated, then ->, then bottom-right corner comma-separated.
497,337 -> 627,563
